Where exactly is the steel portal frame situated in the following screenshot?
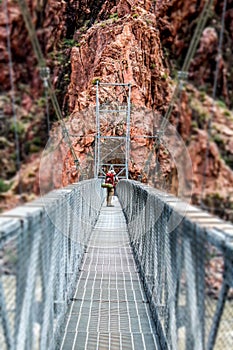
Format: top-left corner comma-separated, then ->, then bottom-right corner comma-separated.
94,82 -> 131,179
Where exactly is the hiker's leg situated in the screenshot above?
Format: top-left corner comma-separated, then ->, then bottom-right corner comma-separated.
107,188 -> 111,206
108,188 -> 114,206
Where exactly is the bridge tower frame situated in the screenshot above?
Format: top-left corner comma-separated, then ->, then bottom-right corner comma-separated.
94,82 -> 131,179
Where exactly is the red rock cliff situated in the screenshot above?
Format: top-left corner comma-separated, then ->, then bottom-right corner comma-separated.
1,0 -> 233,219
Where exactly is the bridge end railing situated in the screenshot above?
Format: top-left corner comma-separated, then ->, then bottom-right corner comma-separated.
0,179 -> 104,350
117,180 -> 233,350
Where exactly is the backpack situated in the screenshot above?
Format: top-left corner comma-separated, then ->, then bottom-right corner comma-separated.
105,173 -> 115,186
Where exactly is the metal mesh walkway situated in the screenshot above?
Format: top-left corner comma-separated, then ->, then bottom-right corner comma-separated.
59,197 -> 158,350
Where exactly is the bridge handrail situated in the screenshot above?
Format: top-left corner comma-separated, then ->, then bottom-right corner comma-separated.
117,180 -> 233,350
0,179 -> 104,350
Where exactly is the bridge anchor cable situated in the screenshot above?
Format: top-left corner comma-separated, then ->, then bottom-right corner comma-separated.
17,0 -> 80,170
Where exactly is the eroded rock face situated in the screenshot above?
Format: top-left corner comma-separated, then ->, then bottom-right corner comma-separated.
68,2 -> 170,113
0,0 -> 68,93
1,0 -> 233,214
156,0 -> 233,108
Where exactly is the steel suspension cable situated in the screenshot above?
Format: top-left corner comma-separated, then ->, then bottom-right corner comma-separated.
45,84 -> 50,135
142,0 -> 214,185
4,0 -> 22,198
40,67 -> 50,135
141,0 -> 214,183
182,0 -> 212,72
160,0 -> 214,132
201,0 -> 228,205
17,0 -> 80,169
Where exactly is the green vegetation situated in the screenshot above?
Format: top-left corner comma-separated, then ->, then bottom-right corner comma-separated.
145,19 -> 152,25
0,179 -> 12,193
49,51 -> 65,64
61,38 -> 81,48
199,91 -> 206,102
132,13 -> 139,18
10,152 -> 16,161
29,144 -> 40,153
109,12 -> 118,20
190,99 -> 209,129
224,155 -> 233,168
62,38 -> 75,47
18,83 -> 30,94
9,121 -> 25,135
37,97 -> 46,107
212,133 -> 223,145
92,78 -> 100,85
24,142 -> 38,154
32,136 -> 42,146
199,111 -> 208,125
224,110 -> 231,117
161,72 -> 168,81
64,73 -> 70,82
199,85 -> 208,92
204,192 -> 224,209
150,63 -> 156,69
191,121 -> 198,129
217,99 -> 226,108
24,136 -> 42,155
28,172 -> 35,178
215,99 -> 233,120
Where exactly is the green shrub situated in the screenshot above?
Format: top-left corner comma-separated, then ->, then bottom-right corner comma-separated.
9,121 -> 25,135
10,153 -> 16,161
199,112 -> 208,123
64,73 -> 70,82
92,78 -> 100,85
224,110 -> 231,118
29,144 -> 40,153
0,179 -> 11,193
146,19 -> 152,25
199,91 -> 206,102
212,134 -> 223,145
199,85 -> 208,92
217,100 -> 226,108
32,136 -> 41,146
161,72 -> 168,80
62,38 -> 75,47
37,97 -> 46,107
191,121 -> 198,129
109,12 -> 118,19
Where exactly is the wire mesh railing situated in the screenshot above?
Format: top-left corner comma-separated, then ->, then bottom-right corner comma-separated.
117,180 -> 233,350
0,179 -> 104,350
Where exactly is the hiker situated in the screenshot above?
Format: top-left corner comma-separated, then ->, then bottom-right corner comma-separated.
105,169 -> 118,207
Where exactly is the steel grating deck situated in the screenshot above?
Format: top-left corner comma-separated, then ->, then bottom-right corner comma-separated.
59,197 -> 158,350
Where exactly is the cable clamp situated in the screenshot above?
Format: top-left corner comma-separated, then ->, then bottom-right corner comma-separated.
156,130 -> 164,140
178,71 -> 188,81
74,159 -> 79,169
40,67 -> 50,88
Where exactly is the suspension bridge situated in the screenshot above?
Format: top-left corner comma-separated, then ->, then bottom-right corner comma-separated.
1,0 -> 233,349
1,179 -> 233,349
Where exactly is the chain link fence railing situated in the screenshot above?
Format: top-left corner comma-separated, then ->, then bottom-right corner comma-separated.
117,180 -> 233,350
0,179 -> 104,350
